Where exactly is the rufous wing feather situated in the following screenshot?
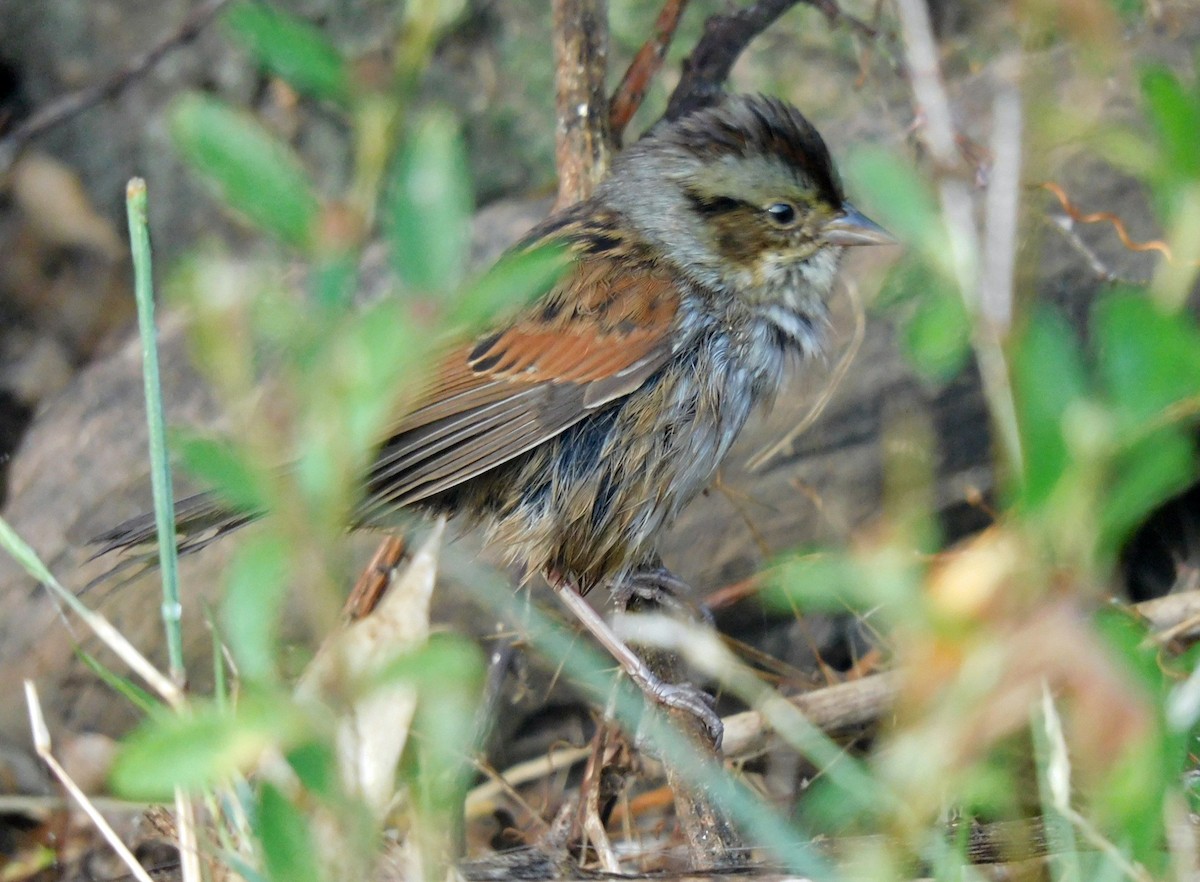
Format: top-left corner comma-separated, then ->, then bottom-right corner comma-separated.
360,255 -> 681,515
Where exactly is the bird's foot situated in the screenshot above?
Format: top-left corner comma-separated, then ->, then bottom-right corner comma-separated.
548,574 -> 723,749
642,678 -> 724,748
613,565 -> 715,627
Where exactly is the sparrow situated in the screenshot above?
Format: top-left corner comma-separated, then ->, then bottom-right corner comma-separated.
96,94 -> 891,745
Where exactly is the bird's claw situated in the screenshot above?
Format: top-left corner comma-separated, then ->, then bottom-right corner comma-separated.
646,680 -> 724,749
614,566 -> 716,627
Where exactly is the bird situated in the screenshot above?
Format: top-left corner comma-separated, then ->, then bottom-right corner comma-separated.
95,93 -> 892,746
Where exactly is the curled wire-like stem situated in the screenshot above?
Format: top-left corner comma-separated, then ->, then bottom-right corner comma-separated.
1039,180 -> 1189,263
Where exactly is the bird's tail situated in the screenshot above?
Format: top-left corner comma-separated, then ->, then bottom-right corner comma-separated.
85,491 -> 258,591
92,491 -> 257,557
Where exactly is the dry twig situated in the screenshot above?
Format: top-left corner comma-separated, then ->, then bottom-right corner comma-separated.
894,0 -> 1024,480
24,682 -> 156,882
552,0 -> 612,209
609,0 -> 691,141
0,0 -> 236,172
665,0 -> 877,122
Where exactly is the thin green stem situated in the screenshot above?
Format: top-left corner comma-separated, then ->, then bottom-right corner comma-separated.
126,178 -> 185,687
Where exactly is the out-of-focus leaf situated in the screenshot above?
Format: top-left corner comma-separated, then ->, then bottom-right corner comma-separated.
387,111 -> 473,291
397,0 -> 467,79
174,432 -> 268,515
450,242 -> 571,331
1090,609 -> 1176,876
1093,608 -> 1165,704
1011,307 -> 1089,509
1093,291 -> 1200,426
1100,428 -> 1194,553
169,94 -> 320,249
309,252 -> 358,311
402,0 -> 467,33
222,533 -> 292,682
335,298 -> 423,459
844,148 -> 942,264
257,781 -> 321,882
398,634 -> 484,881
1141,65 -> 1200,179
375,630 -> 483,691
407,635 -> 483,762
224,2 -> 350,105
902,288 -> 972,381
110,694 -> 306,799
764,551 -> 869,613
288,298 -> 422,535
1106,0 -> 1144,20
285,740 -> 340,801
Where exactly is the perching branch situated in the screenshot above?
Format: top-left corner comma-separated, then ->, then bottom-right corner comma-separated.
551,0 -> 612,209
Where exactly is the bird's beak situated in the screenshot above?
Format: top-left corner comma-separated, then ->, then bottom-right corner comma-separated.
822,204 -> 895,247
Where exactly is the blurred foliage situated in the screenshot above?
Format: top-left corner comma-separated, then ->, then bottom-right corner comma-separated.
786,35 -> 1200,880
56,1 -> 1200,880
105,3 -> 534,879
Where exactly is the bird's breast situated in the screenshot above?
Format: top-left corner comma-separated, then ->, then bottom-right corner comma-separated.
478,307 -> 822,590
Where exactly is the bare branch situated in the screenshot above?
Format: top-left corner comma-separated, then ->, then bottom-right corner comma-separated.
665,0 -> 877,122
0,0 -> 236,172
552,0 -> 612,209
609,0 -> 691,142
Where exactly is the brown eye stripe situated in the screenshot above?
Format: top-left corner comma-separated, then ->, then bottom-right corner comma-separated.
685,192 -> 748,217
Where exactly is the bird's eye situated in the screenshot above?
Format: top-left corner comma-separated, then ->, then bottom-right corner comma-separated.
766,202 -> 797,225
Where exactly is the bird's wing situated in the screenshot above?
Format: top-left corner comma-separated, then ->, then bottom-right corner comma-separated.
361,254 -> 681,512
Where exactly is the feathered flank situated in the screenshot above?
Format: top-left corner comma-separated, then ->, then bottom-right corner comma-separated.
95,94 -> 887,597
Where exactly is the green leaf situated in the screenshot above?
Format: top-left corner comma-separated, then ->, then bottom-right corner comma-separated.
399,635 -> 484,877
450,241 -> 571,331
285,740 -> 340,801
1090,609 -> 1175,875
1011,307 -> 1090,509
386,111 -> 473,291
375,632 -> 485,692
763,551 -> 867,613
224,2 -> 351,105
335,298 -> 423,459
221,533 -> 292,683
257,781 -> 321,882
843,148 -> 942,260
1092,607 -> 1164,696
1100,428 -> 1194,553
1093,291 -> 1200,426
402,0 -> 467,33
309,252 -> 359,311
902,288 -> 971,381
1106,0 -> 1143,20
169,94 -> 320,249
1141,65 -> 1200,178
174,432 -> 268,515
110,695 -> 306,799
